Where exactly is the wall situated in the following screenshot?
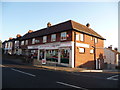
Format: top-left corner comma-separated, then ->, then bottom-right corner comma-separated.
72,31 -> 104,69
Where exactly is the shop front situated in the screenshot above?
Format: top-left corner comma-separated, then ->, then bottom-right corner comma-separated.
28,41 -> 74,67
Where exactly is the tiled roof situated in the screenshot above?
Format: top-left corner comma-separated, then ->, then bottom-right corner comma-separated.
21,20 -> 105,40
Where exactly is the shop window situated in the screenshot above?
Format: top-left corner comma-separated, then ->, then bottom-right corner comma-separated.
32,38 -> 35,44
76,34 -> 79,41
51,34 -> 56,42
46,50 -> 58,62
80,34 -> 84,41
79,48 -> 85,53
90,49 -> 94,54
43,36 -> 47,43
25,40 -> 28,45
61,32 -> 67,40
21,41 -> 24,45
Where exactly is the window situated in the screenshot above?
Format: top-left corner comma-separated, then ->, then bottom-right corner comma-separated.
51,34 -> 56,42
35,40 -> 40,43
91,36 -> 93,40
25,40 -> 28,45
21,41 -> 24,45
76,34 -> 79,41
43,36 -> 47,43
95,38 -> 98,43
79,48 -> 85,53
32,38 -> 35,44
90,49 -> 94,54
61,32 -> 67,40
80,34 -> 84,41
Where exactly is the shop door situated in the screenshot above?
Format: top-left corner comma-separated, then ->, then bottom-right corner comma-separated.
40,50 -> 44,60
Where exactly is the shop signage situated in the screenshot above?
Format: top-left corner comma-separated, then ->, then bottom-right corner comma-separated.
42,59 -> 46,64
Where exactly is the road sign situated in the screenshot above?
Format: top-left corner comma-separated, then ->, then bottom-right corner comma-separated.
42,59 -> 46,64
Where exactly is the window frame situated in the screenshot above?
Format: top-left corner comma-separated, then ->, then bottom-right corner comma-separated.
43,36 -> 47,43
61,32 -> 67,41
51,34 -> 56,42
79,47 -> 85,53
32,38 -> 35,44
80,34 -> 84,41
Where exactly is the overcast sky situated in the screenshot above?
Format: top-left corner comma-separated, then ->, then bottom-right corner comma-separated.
1,1 -> 118,48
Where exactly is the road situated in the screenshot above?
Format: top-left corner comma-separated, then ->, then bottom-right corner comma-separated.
2,59 -> 119,89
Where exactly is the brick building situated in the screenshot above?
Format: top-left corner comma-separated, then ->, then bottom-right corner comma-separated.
3,20 -> 105,69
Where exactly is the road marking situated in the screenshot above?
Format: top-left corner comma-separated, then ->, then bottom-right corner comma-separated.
11,68 -> 36,77
56,81 -> 88,90
107,75 -> 119,80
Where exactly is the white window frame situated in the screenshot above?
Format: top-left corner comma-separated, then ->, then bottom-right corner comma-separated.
95,38 -> 98,43
76,34 -> 79,41
35,39 -> 40,43
25,40 -> 28,45
61,32 -> 67,40
80,34 -> 84,41
90,49 -> 94,54
91,36 -> 93,40
32,38 -> 35,44
43,36 -> 47,43
21,41 -> 24,45
51,34 -> 56,42
79,47 -> 85,53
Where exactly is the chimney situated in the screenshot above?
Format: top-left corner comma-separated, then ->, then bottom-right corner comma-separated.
28,30 -> 33,33
108,45 -> 112,50
114,47 -> 118,51
47,22 -> 51,27
86,23 -> 90,28
16,34 -> 21,38
9,37 -> 13,40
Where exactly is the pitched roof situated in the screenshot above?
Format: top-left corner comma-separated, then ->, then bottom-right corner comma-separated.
21,20 -> 105,40
106,48 -> 120,54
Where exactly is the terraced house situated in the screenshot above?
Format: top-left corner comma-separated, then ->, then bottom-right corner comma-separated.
3,20 -> 106,69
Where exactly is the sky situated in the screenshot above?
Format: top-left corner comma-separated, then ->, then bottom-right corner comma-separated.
1,1 -> 118,48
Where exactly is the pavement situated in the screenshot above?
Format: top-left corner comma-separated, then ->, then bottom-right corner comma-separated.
2,55 -> 120,74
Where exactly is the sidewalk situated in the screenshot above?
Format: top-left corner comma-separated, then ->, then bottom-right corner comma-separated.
2,55 -> 120,73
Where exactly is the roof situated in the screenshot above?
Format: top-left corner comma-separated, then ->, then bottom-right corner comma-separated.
105,48 -> 120,54
21,20 -> 105,40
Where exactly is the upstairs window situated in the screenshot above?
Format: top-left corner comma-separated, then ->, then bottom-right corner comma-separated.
61,32 -> 67,40
95,38 -> 98,43
79,47 -> 85,53
32,38 -> 35,44
51,34 -> 56,42
43,36 -> 47,43
35,40 -> 40,43
76,34 -> 79,41
25,40 -> 28,45
91,36 -> 93,41
80,34 -> 84,41
21,41 -> 24,45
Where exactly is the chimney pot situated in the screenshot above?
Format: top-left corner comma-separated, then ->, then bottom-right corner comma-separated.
114,47 -> 118,51
86,23 -> 90,27
16,34 -> 21,38
28,30 -> 33,33
47,22 -> 51,27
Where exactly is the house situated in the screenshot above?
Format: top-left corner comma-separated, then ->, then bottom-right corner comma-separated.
2,20 -> 105,69
104,46 -> 120,69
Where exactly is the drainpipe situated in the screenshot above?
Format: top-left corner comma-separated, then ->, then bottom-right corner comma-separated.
93,38 -> 96,69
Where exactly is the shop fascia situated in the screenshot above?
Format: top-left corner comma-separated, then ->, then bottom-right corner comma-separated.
28,41 -> 90,50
